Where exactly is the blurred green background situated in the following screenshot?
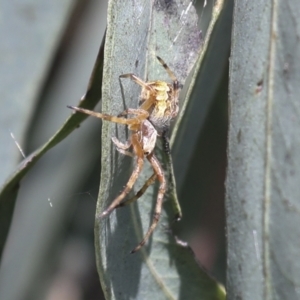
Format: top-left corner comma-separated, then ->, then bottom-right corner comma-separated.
0,0 -> 232,299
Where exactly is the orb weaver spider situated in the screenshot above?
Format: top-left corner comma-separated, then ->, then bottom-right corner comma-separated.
119,56 -> 182,220
67,56 -> 181,253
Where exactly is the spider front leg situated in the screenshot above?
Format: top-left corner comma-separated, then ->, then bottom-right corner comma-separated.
67,105 -> 143,127
117,108 -> 149,121
119,73 -> 150,91
156,56 -> 178,84
117,108 -> 150,131
131,153 -> 166,253
119,73 -> 156,112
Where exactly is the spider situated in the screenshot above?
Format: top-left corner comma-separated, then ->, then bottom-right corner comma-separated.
119,56 -> 182,219
67,57 -> 181,252
67,105 -> 166,253
119,56 -> 180,133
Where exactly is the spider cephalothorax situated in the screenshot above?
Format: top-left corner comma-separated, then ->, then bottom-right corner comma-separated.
120,56 -> 180,132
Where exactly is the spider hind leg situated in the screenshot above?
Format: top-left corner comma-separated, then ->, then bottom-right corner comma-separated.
116,173 -> 157,208
100,134 -> 144,217
131,154 -> 166,253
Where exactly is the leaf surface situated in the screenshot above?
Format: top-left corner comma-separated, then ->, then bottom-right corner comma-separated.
227,0 -> 300,299
95,1 -> 226,299
0,36 -> 105,257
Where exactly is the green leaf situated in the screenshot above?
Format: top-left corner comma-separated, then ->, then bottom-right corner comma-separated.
171,0 -> 233,190
0,0 -> 78,257
0,36 -> 105,258
227,0 -> 300,299
95,0 -> 226,299
0,1 -> 77,186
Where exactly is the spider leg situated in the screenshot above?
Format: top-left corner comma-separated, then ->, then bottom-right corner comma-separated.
114,148 -> 134,157
119,73 -> 151,91
156,56 -> 177,83
131,153 -> 166,253
116,173 -> 157,208
111,137 -> 133,157
111,137 -> 131,150
119,74 -> 157,112
117,108 -> 150,131
101,158 -> 143,217
67,105 -> 140,126
101,134 -> 144,217
161,131 -> 182,220
156,56 -> 180,93
139,96 -> 156,112
117,108 -> 149,121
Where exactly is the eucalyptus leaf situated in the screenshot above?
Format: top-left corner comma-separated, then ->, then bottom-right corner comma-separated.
0,1 -> 76,186
95,0 -> 225,299
227,0 -> 300,299
0,36 -> 105,258
171,0 -> 233,190
0,0 -> 77,258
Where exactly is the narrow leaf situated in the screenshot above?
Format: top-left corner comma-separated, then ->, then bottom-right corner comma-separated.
227,0 -> 300,299
0,37 -> 105,258
95,0 -> 226,299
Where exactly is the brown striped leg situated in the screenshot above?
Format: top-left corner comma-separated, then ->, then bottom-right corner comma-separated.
100,157 -> 144,217
117,108 -> 149,121
156,56 -> 177,82
119,74 -> 155,112
67,105 -> 141,126
119,73 -> 150,90
116,173 -> 157,208
131,154 -> 166,253
100,134 -> 144,217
